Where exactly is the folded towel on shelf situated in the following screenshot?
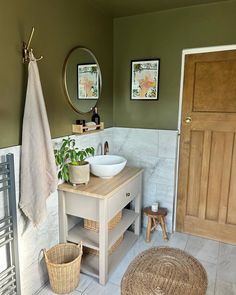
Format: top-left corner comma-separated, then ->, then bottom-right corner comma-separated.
19,52 -> 57,227
85,121 -> 96,131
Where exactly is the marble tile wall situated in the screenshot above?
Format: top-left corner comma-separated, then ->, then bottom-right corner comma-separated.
0,127 -> 178,294
71,127 -> 178,232
111,128 -> 178,232
0,145 -> 59,295
0,129 -> 113,295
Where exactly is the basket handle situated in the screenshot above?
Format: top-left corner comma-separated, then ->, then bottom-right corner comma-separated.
77,241 -> 83,254
42,248 -> 48,262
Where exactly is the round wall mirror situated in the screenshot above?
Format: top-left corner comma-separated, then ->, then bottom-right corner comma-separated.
63,46 -> 102,114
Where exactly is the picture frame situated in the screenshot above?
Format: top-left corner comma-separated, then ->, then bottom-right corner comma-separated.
131,59 -> 160,100
77,63 -> 99,99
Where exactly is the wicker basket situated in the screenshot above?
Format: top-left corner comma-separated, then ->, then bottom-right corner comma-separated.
84,211 -> 122,232
84,234 -> 124,256
44,242 -> 83,294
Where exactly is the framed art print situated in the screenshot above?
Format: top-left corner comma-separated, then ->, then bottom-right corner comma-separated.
77,63 -> 99,99
131,59 -> 160,100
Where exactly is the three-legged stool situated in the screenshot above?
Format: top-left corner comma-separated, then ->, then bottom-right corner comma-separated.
143,207 -> 168,242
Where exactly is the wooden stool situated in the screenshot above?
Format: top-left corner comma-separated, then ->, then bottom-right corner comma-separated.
143,207 -> 168,242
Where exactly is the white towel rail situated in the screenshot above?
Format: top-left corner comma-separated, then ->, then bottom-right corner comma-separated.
0,279 -> 16,293
0,223 -> 13,233
0,153 -> 21,294
0,266 -> 15,278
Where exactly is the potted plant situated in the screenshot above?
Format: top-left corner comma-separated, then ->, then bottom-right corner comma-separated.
54,137 -> 95,185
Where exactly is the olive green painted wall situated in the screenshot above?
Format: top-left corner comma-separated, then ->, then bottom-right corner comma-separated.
113,0 -> 236,130
0,0 -> 113,148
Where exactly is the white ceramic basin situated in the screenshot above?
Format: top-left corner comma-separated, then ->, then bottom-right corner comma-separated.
87,155 -> 127,179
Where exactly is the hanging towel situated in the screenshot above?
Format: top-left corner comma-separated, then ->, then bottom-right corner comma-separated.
20,52 -> 58,226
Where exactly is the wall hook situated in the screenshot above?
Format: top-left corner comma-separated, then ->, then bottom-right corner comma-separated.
22,27 -> 43,63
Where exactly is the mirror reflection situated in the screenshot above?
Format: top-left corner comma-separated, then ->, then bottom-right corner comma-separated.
63,47 -> 102,113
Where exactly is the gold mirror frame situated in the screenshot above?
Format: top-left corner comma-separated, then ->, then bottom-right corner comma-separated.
63,46 -> 102,114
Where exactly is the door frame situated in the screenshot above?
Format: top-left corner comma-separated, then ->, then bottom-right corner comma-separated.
173,44 -> 236,231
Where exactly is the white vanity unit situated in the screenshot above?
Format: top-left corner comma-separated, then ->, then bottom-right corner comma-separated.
58,167 -> 143,285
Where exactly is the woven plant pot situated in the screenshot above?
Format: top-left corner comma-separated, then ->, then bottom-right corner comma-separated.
44,242 -> 82,294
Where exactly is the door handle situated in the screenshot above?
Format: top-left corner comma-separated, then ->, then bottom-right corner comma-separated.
185,116 -> 192,124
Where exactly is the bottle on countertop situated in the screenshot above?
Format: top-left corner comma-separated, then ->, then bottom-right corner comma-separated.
91,107 -> 100,126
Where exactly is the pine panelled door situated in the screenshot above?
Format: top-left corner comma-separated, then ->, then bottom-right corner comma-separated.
177,50 -> 236,244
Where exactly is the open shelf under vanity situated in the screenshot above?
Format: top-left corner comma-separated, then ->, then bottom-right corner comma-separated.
58,167 -> 143,285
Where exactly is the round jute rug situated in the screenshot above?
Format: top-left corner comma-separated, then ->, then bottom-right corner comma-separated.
121,247 -> 208,295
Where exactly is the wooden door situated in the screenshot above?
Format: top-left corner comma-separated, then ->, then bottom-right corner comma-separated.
177,50 -> 236,244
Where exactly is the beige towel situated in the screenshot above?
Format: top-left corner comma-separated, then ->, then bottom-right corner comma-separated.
20,52 -> 57,226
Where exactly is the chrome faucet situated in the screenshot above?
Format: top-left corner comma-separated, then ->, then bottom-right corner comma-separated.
104,141 -> 109,155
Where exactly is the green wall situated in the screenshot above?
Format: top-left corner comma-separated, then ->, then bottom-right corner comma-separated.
2,1 -> 236,148
0,0 -> 113,148
113,0 -> 236,130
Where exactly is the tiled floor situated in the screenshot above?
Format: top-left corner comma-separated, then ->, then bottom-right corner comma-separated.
37,231 -> 236,295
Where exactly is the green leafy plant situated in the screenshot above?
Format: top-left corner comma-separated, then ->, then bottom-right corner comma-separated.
54,137 -> 95,181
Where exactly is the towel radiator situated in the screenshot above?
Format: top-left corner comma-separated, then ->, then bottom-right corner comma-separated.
0,154 -> 21,294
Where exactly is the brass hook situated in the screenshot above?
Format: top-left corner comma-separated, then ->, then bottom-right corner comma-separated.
29,49 -> 43,62
22,27 -> 43,63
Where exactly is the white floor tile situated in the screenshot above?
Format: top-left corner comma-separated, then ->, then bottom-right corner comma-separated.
215,280 -> 236,295
217,247 -> 236,283
108,259 -> 129,287
109,231 -> 154,286
38,284 -> 81,294
219,242 -> 236,257
77,273 -> 94,293
83,281 -> 120,295
152,231 -> 189,249
185,234 -> 219,264
199,260 -> 217,295
37,231 -> 236,295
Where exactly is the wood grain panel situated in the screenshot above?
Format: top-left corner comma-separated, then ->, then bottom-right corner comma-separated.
227,135 -> 236,225
218,133 -> 234,224
191,119 -> 236,132
206,132 -> 225,221
193,60 -> 236,112
198,131 -> 212,220
184,216 -> 236,245
186,131 -> 204,217
58,167 -> 143,199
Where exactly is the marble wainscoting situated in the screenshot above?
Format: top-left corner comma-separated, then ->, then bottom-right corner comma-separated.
52,128 -> 114,165
75,128 -> 113,155
0,127 -> 178,294
0,145 -> 59,295
111,127 -> 178,232
0,128 -> 114,295
71,127 -> 178,233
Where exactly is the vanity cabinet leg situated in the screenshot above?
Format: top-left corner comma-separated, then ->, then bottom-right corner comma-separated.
58,191 -> 67,243
134,177 -> 142,236
99,199 -> 108,285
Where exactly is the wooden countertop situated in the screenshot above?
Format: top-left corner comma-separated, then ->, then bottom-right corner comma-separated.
58,166 -> 143,199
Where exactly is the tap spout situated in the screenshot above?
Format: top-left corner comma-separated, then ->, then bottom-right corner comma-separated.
104,141 -> 109,155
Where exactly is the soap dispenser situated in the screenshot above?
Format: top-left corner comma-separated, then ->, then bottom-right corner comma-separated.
91,107 -> 100,125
